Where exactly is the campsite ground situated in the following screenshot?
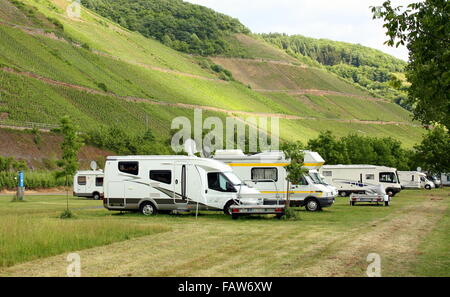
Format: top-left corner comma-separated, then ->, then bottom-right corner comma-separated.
0,188 -> 448,277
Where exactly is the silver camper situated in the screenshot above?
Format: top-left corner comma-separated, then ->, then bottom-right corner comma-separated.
73,170 -> 104,200
103,155 -> 284,217
320,165 -> 402,197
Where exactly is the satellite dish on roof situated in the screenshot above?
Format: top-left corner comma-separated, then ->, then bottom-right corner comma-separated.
201,144 -> 212,158
90,161 -> 98,171
184,139 -> 197,156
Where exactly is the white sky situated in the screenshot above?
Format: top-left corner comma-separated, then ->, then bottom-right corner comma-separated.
184,0 -> 413,61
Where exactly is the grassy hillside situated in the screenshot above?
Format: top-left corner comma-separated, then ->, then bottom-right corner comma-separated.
260,33 -> 410,106
0,0 -> 424,166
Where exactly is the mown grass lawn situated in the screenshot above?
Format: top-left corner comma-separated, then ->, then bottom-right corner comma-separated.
0,188 -> 448,276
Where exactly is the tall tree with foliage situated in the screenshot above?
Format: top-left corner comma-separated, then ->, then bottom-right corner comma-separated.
412,126 -> 450,175
372,0 -> 450,130
57,116 -> 84,216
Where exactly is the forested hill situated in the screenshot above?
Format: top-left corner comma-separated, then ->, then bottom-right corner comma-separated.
260,33 -> 409,107
81,0 -> 250,55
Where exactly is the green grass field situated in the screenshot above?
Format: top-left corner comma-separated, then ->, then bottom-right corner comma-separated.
0,188 -> 448,276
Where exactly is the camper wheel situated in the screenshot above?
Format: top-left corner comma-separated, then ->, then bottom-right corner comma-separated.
425,184 -> 431,190
305,198 -> 321,212
93,192 -> 100,200
339,191 -> 348,197
140,202 -> 157,216
223,200 -> 237,215
386,189 -> 395,197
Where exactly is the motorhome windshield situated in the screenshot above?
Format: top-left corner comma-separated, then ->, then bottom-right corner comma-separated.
224,172 -> 243,186
309,172 -> 325,184
380,172 -> 398,183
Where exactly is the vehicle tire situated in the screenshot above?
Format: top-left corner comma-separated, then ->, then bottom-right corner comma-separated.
339,191 -> 348,197
93,192 -> 100,200
384,201 -> 390,206
386,189 -> 395,197
425,185 -> 431,190
305,198 -> 321,212
223,200 -> 237,215
140,202 -> 157,216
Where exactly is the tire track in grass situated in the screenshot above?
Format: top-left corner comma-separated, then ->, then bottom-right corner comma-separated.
295,198 -> 447,276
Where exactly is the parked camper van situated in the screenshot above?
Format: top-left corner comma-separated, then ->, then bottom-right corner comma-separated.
398,171 -> 435,189
441,173 -> 450,187
73,170 -> 104,200
103,155 -> 284,217
213,150 -> 335,211
319,165 -> 402,197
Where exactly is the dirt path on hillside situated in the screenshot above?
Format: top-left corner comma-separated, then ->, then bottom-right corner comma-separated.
255,88 -> 386,102
0,198 -> 446,277
1,68 -> 415,127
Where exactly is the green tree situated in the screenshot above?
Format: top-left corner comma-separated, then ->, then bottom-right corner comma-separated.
372,0 -> 450,130
56,116 -> 84,215
412,126 -> 450,175
281,141 -> 308,217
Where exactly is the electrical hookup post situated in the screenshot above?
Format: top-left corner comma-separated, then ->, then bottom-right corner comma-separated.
14,171 -> 25,201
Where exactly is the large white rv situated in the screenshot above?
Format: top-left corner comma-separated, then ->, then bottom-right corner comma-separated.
73,170 -> 104,200
320,165 -> 402,197
398,171 -> 435,189
213,150 -> 335,211
103,155 -> 283,216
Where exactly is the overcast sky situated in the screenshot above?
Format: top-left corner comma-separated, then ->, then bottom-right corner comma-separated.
184,0 -> 413,61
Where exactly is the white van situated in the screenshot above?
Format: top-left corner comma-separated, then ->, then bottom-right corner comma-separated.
103,155 -> 284,216
73,170 -> 104,200
320,165 -> 402,197
398,171 -> 435,189
213,150 -> 335,212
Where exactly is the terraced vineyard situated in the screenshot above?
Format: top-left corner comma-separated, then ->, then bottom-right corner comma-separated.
0,0 -> 424,163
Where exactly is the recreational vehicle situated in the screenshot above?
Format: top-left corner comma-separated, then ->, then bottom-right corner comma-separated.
103,156 -> 284,217
441,173 -> 450,186
319,165 -> 402,197
73,170 -> 104,200
398,171 -> 435,189
213,150 -> 335,212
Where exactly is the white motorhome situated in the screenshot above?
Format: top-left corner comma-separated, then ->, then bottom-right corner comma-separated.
320,165 -> 402,197
213,150 -> 335,212
441,173 -> 450,186
73,170 -> 104,200
398,171 -> 435,189
103,155 -> 284,217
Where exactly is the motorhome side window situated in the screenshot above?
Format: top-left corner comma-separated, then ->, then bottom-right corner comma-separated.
207,173 -> 236,192
118,162 -> 139,175
379,172 -> 398,183
251,168 -> 277,182
96,177 -> 103,187
366,174 -> 375,180
150,170 -> 172,184
322,171 -> 332,177
77,176 -> 86,185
